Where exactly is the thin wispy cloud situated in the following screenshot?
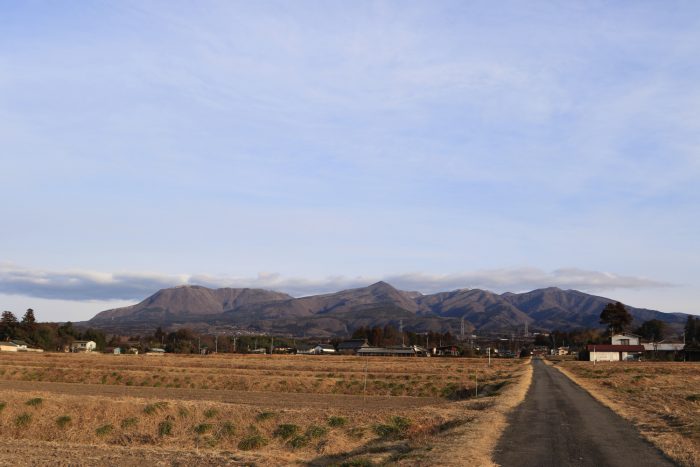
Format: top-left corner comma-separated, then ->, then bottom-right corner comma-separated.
0,263 -> 671,302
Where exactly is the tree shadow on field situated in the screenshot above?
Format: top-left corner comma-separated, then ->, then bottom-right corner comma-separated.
306,417 -> 472,466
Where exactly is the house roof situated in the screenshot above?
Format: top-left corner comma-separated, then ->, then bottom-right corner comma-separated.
11,340 -> 28,346
587,344 -> 645,352
338,340 -> 369,350
315,344 -> 335,349
0,341 -> 18,347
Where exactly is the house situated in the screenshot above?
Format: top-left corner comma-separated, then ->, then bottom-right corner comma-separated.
337,339 -> 369,355
145,348 -> 166,356
70,340 -> 97,353
435,345 -> 460,357
587,344 -> 644,362
312,344 -> 336,355
0,341 -> 19,352
11,340 -> 28,351
611,333 -> 640,346
556,346 -> 570,356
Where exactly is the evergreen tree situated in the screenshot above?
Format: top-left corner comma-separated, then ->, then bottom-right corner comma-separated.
1,311 -> 18,338
636,319 -> 666,342
21,308 -> 37,330
599,302 -> 632,334
685,316 -> 699,349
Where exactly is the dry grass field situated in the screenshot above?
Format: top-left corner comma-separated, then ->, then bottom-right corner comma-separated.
551,360 -> 700,467
0,353 -> 531,466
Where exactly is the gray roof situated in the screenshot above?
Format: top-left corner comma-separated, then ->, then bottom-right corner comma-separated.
337,340 -> 368,350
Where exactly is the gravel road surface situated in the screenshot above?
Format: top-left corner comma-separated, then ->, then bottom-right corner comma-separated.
494,359 -> 676,467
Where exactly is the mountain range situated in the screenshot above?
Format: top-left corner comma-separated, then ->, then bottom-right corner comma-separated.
87,282 -> 689,337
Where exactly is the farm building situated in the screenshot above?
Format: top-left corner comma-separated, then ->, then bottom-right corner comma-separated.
311,344 -> 337,355
337,339 -> 369,355
435,345 -> 459,356
11,340 -> 28,350
586,344 -> 644,362
642,341 -> 685,360
70,340 -> 97,353
0,341 -> 19,352
358,345 -> 429,357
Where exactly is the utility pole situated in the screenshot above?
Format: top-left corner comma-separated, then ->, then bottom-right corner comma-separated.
399,320 -> 404,346
461,317 -> 465,340
270,336 -> 274,355
487,347 -> 491,366
215,335 -> 218,354
233,336 -> 237,353
198,337 -> 201,355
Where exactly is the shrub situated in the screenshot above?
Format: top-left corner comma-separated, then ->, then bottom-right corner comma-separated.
56,415 -> 72,428
686,394 -> 700,402
288,435 -> 310,449
25,398 -> 43,407
238,434 -> 268,451
273,424 -> 300,440
327,416 -> 347,427
373,416 -> 411,440
0,402 -> 6,412
96,424 -> 114,436
143,401 -> 168,415
158,420 -> 173,437
121,417 -> 139,429
194,423 -> 213,435
203,408 -> 218,419
306,425 -> 328,438
15,413 -> 32,427
255,411 -> 275,421
217,421 -> 236,438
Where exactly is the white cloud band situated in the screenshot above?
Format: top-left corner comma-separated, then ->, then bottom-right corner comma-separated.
0,263 -> 671,302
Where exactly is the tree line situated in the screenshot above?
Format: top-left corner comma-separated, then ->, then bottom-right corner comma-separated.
1,309 -> 107,351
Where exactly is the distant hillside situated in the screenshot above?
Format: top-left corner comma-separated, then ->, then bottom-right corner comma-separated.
87,282 -> 689,337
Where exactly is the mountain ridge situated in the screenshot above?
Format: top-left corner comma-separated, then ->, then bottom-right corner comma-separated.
87,283 -> 689,337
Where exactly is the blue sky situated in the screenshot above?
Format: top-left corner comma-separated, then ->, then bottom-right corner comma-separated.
1,1 -> 698,321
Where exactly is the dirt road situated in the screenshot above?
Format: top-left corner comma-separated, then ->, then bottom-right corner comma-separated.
494,359 -> 676,467
0,379 -> 441,410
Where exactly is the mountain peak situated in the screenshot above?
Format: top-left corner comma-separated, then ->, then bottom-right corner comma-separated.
369,280 -> 394,290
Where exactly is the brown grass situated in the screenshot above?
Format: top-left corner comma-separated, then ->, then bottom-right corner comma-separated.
0,352 -> 530,465
549,360 -> 700,467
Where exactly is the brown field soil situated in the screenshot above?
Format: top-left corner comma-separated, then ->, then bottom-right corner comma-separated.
0,353 -> 530,466
550,360 -> 700,467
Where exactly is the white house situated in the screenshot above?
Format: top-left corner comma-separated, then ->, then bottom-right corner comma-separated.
587,333 -> 645,362
312,344 -> 336,354
0,342 -> 19,352
10,340 -> 28,351
70,340 -> 97,352
611,333 -> 640,346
